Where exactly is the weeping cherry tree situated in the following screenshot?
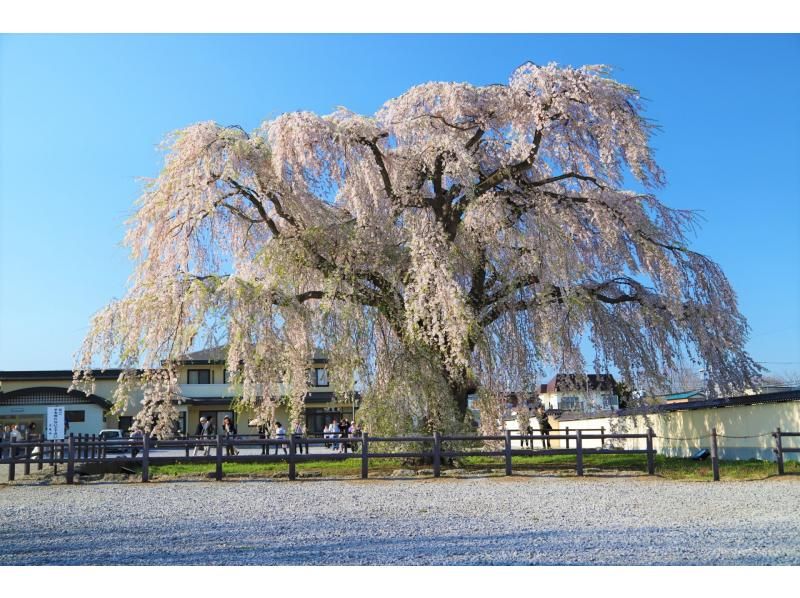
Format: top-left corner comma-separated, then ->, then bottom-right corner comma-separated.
73,62 -> 761,436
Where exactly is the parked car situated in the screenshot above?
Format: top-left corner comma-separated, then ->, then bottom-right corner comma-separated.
98,429 -> 130,453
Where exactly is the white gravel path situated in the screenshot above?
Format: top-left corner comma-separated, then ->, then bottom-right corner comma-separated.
1,476 -> 798,565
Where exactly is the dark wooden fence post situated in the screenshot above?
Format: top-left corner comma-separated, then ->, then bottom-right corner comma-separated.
288,434 -> 296,481
37,439 -> 44,471
600,426 -> 605,449
24,443 -> 31,476
141,433 -> 150,482
215,433 -> 223,481
576,430 -> 583,476
51,440 -> 57,475
8,438 -> 16,482
433,431 -> 441,478
710,427 -> 720,481
504,429 -> 513,476
66,434 -> 75,484
565,426 -> 570,449
774,428 -> 784,476
361,432 -> 369,479
646,427 -> 655,475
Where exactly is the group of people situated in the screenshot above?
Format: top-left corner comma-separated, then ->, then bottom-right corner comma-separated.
257,421 -> 308,455
185,416 -> 365,456
322,419 -> 361,453
520,405 -> 554,449
1,423 -> 41,458
191,415 -> 241,456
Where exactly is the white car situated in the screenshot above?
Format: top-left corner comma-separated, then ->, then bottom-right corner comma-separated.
98,429 -> 130,453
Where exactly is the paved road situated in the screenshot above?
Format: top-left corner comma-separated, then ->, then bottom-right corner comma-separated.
1,475 -> 798,565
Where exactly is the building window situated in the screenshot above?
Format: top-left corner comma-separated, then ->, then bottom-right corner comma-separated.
314,368 -> 329,387
601,394 -> 618,410
560,396 -> 580,411
188,369 -> 211,384
65,410 -> 85,423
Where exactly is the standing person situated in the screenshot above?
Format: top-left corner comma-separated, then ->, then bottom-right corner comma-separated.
524,422 -> 535,449
323,422 -> 331,449
330,419 -> 340,452
535,406 -> 552,449
292,422 -> 306,455
130,427 -> 144,458
339,419 -> 349,453
223,416 -> 238,456
10,424 -> 23,458
273,422 -> 288,455
258,422 -> 270,455
192,417 -> 206,456
205,417 -> 216,456
1,425 -> 10,459
192,416 -> 214,456
349,420 -> 360,453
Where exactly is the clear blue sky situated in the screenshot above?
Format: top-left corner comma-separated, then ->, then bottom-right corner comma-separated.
1,34 -> 798,375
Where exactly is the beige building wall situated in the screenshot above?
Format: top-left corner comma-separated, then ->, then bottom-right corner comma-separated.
3,361 -> 350,440
0,377 -> 119,434
550,401 -> 800,461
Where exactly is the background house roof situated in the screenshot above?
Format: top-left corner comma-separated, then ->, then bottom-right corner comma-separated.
660,390 -> 706,401
171,346 -> 330,365
557,389 -> 800,421
0,385 -> 113,409
540,373 -> 618,394
0,370 -> 125,381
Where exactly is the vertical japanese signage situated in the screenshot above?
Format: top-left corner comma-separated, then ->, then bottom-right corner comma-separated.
47,406 -> 66,440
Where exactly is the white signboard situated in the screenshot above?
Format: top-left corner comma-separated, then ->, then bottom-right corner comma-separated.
47,406 -> 66,440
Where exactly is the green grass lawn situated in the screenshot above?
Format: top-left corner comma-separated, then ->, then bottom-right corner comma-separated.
460,454 -> 799,480
150,457 -> 400,478
147,453 -> 798,481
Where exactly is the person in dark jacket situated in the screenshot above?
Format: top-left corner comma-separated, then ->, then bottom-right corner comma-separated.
192,416 -> 215,456
223,416 -> 238,456
339,419 -> 350,453
257,422 -> 270,455
523,423 -> 535,448
535,406 -> 552,449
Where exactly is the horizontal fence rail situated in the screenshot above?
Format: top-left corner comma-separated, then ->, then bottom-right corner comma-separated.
0,426 -> 795,484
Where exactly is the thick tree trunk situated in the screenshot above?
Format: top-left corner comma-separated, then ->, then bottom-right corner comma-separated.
450,379 -> 471,421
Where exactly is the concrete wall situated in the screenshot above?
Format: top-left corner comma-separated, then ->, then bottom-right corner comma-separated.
551,400 -> 800,461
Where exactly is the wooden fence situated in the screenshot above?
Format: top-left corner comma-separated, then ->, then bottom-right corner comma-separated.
2,429 -> 653,484
774,428 -> 800,477
0,427 -> 794,484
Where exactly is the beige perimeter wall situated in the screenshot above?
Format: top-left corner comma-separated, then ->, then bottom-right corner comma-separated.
546,401 -> 800,461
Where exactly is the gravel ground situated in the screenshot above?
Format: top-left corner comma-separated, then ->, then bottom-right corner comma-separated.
1,475 -> 798,565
